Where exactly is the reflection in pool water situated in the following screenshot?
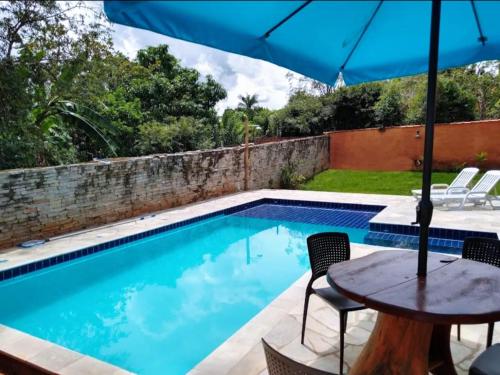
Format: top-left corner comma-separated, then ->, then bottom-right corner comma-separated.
0,214 -> 368,374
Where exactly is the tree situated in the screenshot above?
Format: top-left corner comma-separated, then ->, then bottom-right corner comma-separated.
0,0 -> 116,168
252,108 -> 275,136
272,91 -> 323,136
1,0 -> 498,170
220,109 -> 244,146
237,94 -> 259,118
448,62 -> 500,120
406,75 -> 476,124
135,117 -> 209,154
0,2 -> 227,169
374,81 -> 405,126
319,83 -> 382,131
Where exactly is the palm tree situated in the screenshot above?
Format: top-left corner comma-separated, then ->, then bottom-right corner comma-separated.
237,94 -> 259,118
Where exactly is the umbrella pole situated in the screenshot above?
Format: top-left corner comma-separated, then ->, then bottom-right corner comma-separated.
417,0 -> 441,277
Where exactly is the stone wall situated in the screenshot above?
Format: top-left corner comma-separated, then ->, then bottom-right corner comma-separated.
0,136 -> 329,249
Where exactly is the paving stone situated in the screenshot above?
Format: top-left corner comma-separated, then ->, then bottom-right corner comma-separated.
303,329 -> 339,355
263,315 -> 301,349
226,342 -> 267,375
306,353 -> 343,373
281,336 -> 319,364
29,345 -> 82,372
342,344 -> 364,367
451,341 -> 475,364
344,326 -> 371,346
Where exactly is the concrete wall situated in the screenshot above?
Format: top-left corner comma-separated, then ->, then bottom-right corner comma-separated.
328,119 -> 500,171
0,136 -> 329,249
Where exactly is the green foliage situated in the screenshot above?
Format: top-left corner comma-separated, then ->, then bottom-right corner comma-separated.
445,62 -> 500,119
407,76 -> 476,124
272,92 -> 323,136
274,83 -> 385,136
320,83 -> 382,131
280,163 -> 306,189
491,99 -> 500,118
237,94 -> 259,119
135,121 -> 173,155
220,109 -> 244,146
135,117 -> 210,155
1,0 -> 498,171
374,81 -> 405,126
475,151 -> 488,169
279,64 -> 499,137
0,1 -> 226,170
252,108 -> 274,136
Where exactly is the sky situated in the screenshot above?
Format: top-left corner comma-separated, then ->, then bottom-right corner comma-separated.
107,10 -> 294,114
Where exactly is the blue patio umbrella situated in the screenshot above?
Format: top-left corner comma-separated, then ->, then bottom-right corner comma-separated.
104,0 -> 500,276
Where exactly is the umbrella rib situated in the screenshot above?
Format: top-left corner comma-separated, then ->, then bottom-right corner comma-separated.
340,0 -> 384,71
470,0 -> 487,45
263,0 -> 313,39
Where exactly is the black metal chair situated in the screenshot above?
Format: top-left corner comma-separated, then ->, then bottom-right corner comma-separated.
457,237 -> 500,348
301,232 -> 366,375
262,338 -> 335,375
469,343 -> 500,375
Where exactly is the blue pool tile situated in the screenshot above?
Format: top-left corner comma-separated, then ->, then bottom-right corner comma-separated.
232,204 -> 380,230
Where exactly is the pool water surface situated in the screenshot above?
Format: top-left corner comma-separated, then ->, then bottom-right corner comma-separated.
0,204 -> 374,374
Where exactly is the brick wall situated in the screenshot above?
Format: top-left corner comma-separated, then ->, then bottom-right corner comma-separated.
0,136 -> 329,249
328,119 -> 500,171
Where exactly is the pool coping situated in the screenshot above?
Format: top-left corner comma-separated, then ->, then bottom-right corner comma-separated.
0,189 -> 498,374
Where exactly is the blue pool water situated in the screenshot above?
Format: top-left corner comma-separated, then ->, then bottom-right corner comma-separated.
0,204 -> 373,374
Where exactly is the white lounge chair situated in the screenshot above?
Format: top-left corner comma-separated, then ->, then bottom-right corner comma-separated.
411,167 -> 479,199
431,170 -> 500,209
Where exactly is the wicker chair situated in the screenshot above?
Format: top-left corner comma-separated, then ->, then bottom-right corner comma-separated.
457,237 -> 500,347
302,232 -> 366,374
262,338 -> 335,375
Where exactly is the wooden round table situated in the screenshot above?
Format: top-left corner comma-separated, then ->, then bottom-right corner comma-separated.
327,250 -> 500,375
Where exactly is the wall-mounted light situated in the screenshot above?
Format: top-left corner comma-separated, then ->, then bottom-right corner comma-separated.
415,130 -> 420,139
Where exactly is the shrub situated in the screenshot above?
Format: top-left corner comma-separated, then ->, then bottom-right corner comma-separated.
135,117 -> 210,155
320,83 -> 382,131
406,76 -> 476,124
280,163 -> 306,189
374,81 -> 405,126
272,91 -> 323,136
475,151 -> 488,169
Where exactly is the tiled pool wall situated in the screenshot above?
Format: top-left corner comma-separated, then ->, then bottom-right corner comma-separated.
0,198 -> 497,281
366,222 -> 499,254
231,201 -> 383,229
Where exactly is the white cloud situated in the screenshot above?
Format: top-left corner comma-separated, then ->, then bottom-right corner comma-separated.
109,21 -> 293,114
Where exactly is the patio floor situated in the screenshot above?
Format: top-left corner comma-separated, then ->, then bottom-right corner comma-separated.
191,244 -> 499,375
0,189 -> 498,374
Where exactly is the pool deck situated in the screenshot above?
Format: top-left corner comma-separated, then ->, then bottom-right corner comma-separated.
0,189 -> 498,374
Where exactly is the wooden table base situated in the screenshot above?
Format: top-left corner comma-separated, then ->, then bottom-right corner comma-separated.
350,313 -> 457,375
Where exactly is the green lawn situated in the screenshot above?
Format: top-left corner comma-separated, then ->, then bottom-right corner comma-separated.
301,169 -> 460,196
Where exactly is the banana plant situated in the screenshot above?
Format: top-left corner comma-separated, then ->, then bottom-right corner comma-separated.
34,97 -> 117,157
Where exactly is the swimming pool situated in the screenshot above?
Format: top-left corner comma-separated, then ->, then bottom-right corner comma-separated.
0,199 -> 496,374
0,201 -> 378,374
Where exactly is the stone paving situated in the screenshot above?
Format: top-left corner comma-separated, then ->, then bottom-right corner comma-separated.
0,189 -> 498,374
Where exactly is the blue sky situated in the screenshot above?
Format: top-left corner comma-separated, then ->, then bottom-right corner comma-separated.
107,9 -> 294,113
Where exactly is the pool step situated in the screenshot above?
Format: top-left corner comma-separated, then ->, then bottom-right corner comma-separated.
364,231 -> 463,254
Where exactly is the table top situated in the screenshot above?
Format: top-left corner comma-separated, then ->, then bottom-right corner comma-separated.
327,250 -> 500,324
